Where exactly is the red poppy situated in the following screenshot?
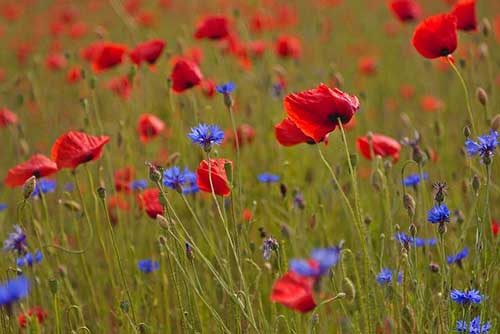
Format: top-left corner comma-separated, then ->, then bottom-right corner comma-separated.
45,53 -> 67,71
114,167 -> 134,192
107,76 -> 133,100
400,84 -> 415,99
135,10 -> 156,27
91,42 -> 127,73
108,194 -> 131,225
225,124 -> 256,149
51,131 -> 110,169
69,21 -> 88,39
275,35 -> 301,59
124,0 -> 142,14
356,134 -> 401,162
242,208 -> 253,222
412,13 -> 457,59
170,58 -> 203,93
200,79 -> 215,98
451,0 -> 476,32
284,83 -> 360,143
137,113 -> 165,143
492,219 -> 499,237
196,159 -> 232,197
420,95 -> 444,112
270,271 -> 316,313
66,66 -> 83,84
130,39 -> 165,66
388,0 -> 421,23
183,46 -> 204,65
18,306 -> 48,328
137,188 -> 164,219
275,118 -> 315,147
81,41 -> 105,62
5,154 -> 58,187
194,15 -> 230,40
247,40 -> 267,57
0,107 -> 18,127
358,56 -> 377,75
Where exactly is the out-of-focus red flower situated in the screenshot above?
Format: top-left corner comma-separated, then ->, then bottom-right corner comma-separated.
451,0 -> 476,32
66,66 -> 83,84
492,219 -> 499,237
284,83 -> 360,142
45,53 -> 67,71
249,12 -> 272,33
225,124 -> 256,149
400,84 -> 415,99
130,39 -> 165,66
388,0 -> 421,23
247,40 -> 267,57
124,0 -> 142,14
170,58 -> 203,93
196,159 -> 232,197
270,271 -> 316,313
274,4 -> 298,28
495,16 -> 500,45
275,35 -> 301,59
91,42 -> 127,73
107,76 -> 133,100
51,131 -> 110,169
242,208 -> 253,222
114,167 -> 134,192
50,21 -> 65,37
275,118 -> 315,147
420,95 -> 444,112
137,188 -> 164,219
356,134 -> 401,162
1,4 -> 23,22
58,6 -> 79,24
5,154 -> 58,187
183,46 -> 204,65
0,107 -> 18,127
194,15 -> 230,40
137,113 -> 165,143
135,11 -> 156,27
18,306 -> 48,328
81,41 -> 105,62
69,21 -> 88,39
200,79 -> 215,98
108,194 -> 131,224
16,42 -> 34,65
358,56 -> 377,75
412,13 -> 457,59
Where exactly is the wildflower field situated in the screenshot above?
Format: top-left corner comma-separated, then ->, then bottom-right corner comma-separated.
1,0 -> 500,333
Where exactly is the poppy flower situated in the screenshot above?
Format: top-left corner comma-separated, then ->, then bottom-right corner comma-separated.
91,42 -> 127,73
107,76 -> 133,100
356,134 -> 401,162
108,194 -> 131,224
194,15 -> 230,40
388,0 -> 422,23
66,67 -> 83,84
270,271 -> 316,313
45,53 -> 67,71
400,84 -> 415,99
68,21 -> 88,39
492,219 -> 499,237
5,154 -> 58,187
224,124 -> 256,149
412,13 -> 457,59
18,306 -> 48,328
275,35 -> 301,59
51,131 -> 110,169
114,167 -> 134,193
170,58 -> 203,93
420,95 -> 444,112
284,83 -> 360,142
183,46 -> 204,65
274,118 -> 315,147
81,41 -> 105,62
0,108 -> 18,127
136,12 -> 157,29
137,113 -> 165,143
451,0 -> 476,32
247,40 -> 267,57
137,188 -> 163,219
196,159 -> 232,197
358,56 -> 377,75
129,39 -> 165,66
200,79 -> 216,98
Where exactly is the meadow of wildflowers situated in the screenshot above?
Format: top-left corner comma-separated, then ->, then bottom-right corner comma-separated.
0,0 -> 500,333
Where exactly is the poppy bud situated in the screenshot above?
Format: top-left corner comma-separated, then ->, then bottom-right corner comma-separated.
223,94 -> 233,108
89,76 -> 97,90
490,115 -> 500,131
96,186 -> 106,199
409,223 -> 417,237
23,176 -> 36,200
472,174 -> 481,194
438,221 -> 447,235
342,277 -> 356,303
403,193 -> 416,218
147,163 -> 162,183
476,87 -> 488,106
480,18 -> 491,37
156,214 -> 174,229
48,278 -> 58,294
412,146 -> 426,164
463,126 -> 471,138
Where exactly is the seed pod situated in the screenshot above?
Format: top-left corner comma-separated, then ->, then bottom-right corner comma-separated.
490,115 -> 500,131
342,277 -> 356,303
472,175 -> 481,194
409,224 -> 417,238
403,193 -> 416,218
476,87 -> 488,106
48,278 -> 58,294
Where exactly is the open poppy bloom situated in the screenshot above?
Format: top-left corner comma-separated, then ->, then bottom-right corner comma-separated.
270,271 -> 316,313
275,35 -> 301,59
194,15 -> 230,40
137,113 -> 165,143
451,0 -> 476,31
170,58 -> 203,93
45,53 -> 67,71
356,133 -> 401,162
0,107 -> 18,127
420,95 -> 444,112
114,166 -> 134,193
51,131 -> 110,169
196,159 -> 232,197
412,13 -> 457,59
66,66 -> 82,84
284,83 -> 360,143
388,0 -> 421,23
224,124 -> 256,149
108,194 -> 131,224
130,39 -> 165,66
107,76 -> 133,100
18,306 -> 48,328
5,154 -> 58,187
492,219 -> 499,237
91,42 -> 127,73
137,188 -> 164,219
200,79 -> 215,97
275,118 -> 315,146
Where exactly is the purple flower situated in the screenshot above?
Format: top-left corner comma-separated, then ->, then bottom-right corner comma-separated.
3,226 -> 27,255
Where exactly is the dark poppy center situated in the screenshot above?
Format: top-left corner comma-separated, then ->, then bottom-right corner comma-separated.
328,113 -> 351,124
440,49 -> 450,56
82,153 -> 94,163
184,81 -> 195,89
33,170 -> 40,178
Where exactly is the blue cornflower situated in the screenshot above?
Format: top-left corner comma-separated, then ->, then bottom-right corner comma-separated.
376,268 -> 402,285
188,124 -> 225,152
0,276 -> 30,307
163,166 -> 186,191
16,250 -> 43,267
31,179 -> 56,197
215,81 -> 236,95
130,179 -> 147,191
257,173 -> 280,184
448,247 -> 469,265
451,289 -> 484,305
63,183 -> 75,192
183,169 -> 199,195
395,233 -> 436,248
0,203 -> 7,211
427,204 -> 450,224
465,130 -> 499,163
262,237 -> 279,261
457,316 -> 492,333
402,173 -> 427,187
293,192 -> 305,209
290,247 -> 340,277
3,225 -> 27,254
138,259 -> 159,273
